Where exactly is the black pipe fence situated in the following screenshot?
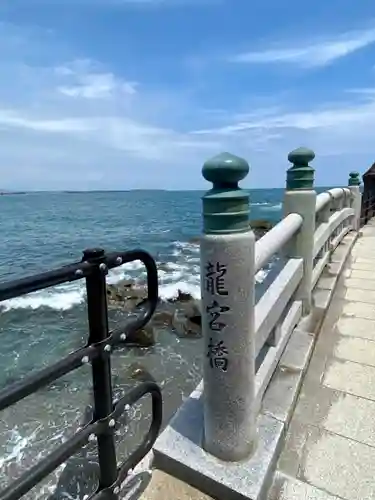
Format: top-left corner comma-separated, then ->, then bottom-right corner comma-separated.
360,192 -> 375,226
0,248 -> 162,500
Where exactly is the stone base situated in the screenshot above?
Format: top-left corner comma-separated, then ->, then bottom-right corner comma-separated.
153,384 -> 284,500
152,326 -> 318,500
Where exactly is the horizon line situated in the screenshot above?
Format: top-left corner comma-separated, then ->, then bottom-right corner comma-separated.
1,185 -> 335,194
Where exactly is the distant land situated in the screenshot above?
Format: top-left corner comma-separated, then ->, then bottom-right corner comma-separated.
0,190 -> 27,195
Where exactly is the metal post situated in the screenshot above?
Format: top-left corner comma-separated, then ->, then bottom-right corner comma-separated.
200,152 -> 256,462
83,248 -> 118,491
348,172 -> 362,231
283,148 -> 316,316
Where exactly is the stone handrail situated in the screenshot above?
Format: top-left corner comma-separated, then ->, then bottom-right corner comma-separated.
314,207 -> 354,259
253,181 -> 358,406
254,213 -> 303,273
198,149 -> 362,463
315,191 -> 332,212
152,152 -> 364,500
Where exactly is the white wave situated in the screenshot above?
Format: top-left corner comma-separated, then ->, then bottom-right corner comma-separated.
158,267 -> 269,302
255,268 -> 269,283
1,288 -> 85,312
0,427 -> 67,500
107,260 -> 146,285
251,202 -> 271,206
0,430 -> 28,469
0,425 -> 41,469
259,202 -> 282,211
159,281 -> 201,301
172,241 -> 199,255
0,243 -> 272,312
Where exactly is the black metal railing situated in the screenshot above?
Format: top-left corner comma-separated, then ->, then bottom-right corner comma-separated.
0,248 -> 162,500
360,193 -> 375,226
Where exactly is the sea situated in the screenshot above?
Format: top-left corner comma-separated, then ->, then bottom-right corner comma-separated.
0,189 -> 284,499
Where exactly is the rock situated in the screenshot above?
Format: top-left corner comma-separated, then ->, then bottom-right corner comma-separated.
120,324 -> 155,347
125,362 -> 156,383
124,286 -> 147,302
107,281 -> 147,308
171,298 -> 202,338
189,315 -> 201,327
107,284 -> 125,302
188,236 -> 200,244
106,278 -> 203,341
172,309 -> 201,337
152,310 -> 173,326
168,290 -> 194,303
250,219 -> 273,231
176,297 -> 200,316
116,279 -> 134,290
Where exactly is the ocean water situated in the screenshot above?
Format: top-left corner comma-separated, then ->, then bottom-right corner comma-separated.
0,189 -> 283,499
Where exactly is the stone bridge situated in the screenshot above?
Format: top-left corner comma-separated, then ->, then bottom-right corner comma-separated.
137,149 -> 375,500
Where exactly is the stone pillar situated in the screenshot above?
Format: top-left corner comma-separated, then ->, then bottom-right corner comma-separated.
283,147 -> 316,316
200,152 -> 256,462
348,172 -> 362,231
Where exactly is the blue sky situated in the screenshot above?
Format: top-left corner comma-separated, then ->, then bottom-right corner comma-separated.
1,0 -> 375,190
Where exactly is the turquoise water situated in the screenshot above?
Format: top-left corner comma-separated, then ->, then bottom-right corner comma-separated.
0,189 -> 283,498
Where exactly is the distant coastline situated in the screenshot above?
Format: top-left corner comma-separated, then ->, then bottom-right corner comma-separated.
0,191 -> 27,195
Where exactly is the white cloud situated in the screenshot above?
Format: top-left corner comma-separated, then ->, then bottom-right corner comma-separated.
188,93 -> 375,187
55,60 -> 137,99
192,101 -> 375,135
231,26 -> 375,68
1,21 -> 375,190
0,110 -> 93,132
2,54 -> 375,189
0,51 -> 222,189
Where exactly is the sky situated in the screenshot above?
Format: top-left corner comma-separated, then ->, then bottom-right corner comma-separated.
1,0 -> 375,190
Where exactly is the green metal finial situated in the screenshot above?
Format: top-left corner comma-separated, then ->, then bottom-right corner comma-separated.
202,152 -> 250,234
348,171 -> 361,186
286,147 -> 315,190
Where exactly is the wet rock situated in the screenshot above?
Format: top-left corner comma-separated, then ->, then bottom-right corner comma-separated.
125,362 -> 156,383
168,290 -> 194,303
189,315 -> 201,327
188,236 -> 201,244
107,279 -> 202,341
152,310 -> 173,326
172,310 -> 201,337
116,279 -> 134,289
171,298 -> 202,338
250,219 -> 274,235
120,324 -> 155,347
124,286 -> 147,302
107,280 -> 147,307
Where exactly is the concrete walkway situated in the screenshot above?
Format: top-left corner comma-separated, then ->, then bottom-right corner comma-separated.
139,470 -> 214,500
270,220 -> 375,500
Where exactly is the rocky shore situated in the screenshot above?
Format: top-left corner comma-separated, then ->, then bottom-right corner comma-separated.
108,222 -> 272,350
107,279 -> 201,346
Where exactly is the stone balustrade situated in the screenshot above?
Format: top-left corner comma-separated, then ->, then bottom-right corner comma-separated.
153,148 -> 363,500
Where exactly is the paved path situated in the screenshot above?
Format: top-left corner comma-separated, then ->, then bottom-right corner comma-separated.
139,470 -> 214,500
270,220 -> 375,500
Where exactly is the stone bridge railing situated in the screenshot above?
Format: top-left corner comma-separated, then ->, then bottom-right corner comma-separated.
200,147 -> 361,462
153,147 -> 363,500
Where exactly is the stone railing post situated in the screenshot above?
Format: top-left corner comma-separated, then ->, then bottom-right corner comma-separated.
348,172 -> 362,231
200,152 -> 256,462
283,147 -> 316,316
